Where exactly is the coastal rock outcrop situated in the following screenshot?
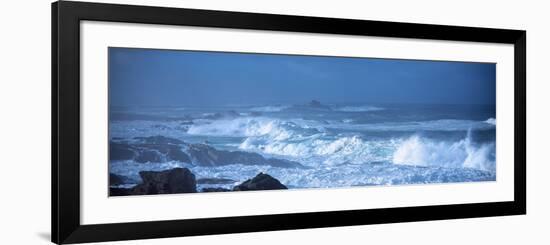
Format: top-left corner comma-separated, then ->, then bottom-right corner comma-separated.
186,143 -> 305,168
130,168 -> 197,195
307,100 -> 331,110
109,173 -> 133,186
109,142 -> 136,160
233,173 -> 287,191
109,170 -> 288,196
109,136 -> 191,163
287,100 -> 332,111
109,187 -> 132,196
110,135 -> 305,168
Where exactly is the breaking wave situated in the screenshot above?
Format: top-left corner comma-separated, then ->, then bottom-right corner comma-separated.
185,116 -> 496,171
186,117 -> 294,140
110,104 -> 497,189
392,130 -> 495,172
239,134 -> 395,166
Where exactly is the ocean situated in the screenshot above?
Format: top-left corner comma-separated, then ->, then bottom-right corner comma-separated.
109,101 -> 496,191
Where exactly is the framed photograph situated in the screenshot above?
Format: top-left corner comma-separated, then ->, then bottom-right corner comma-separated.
52,1 -> 526,244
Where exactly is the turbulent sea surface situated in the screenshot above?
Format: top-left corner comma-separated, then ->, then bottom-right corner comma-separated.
109,102 -> 496,190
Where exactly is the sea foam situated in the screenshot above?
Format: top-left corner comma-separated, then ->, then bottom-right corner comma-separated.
249,105 -> 289,112
327,119 -> 495,132
239,132 -> 395,166
334,105 -> 384,112
392,130 -> 495,172
187,117 -> 293,140
485,118 -> 496,125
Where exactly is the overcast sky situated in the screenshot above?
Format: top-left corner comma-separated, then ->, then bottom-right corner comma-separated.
109,47 -> 496,106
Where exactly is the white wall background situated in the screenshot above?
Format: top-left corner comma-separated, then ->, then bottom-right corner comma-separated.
0,0 -> 548,244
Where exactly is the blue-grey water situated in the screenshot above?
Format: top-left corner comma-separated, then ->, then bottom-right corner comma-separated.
109,102 -> 496,190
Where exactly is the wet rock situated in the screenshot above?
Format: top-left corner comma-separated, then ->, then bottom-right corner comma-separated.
165,147 -> 192,162
109,143 -> 135,160
110,136 -> 191,163
287,100 -> 332,111
131,168 -> 197,195
187,143 -> 305,168
110,135 -> 303,168
109,173 -> 133,186
233,173 -> 287,191
134,150 -> 163,163
134,136 -> 190,163
109,187 -> 132,196
307,100 -> 331,110
134,136 -> 184,145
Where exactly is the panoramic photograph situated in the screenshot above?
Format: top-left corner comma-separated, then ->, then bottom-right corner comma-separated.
108,47 -> 496,196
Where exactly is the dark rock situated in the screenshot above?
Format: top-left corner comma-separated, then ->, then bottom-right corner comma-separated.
109,142 -> 135,160
134,136 -> 190,163
109,187 -> 132,196
138,144 -> 191,163
197,178 -> 236,185
203,110 -> 241,120
186,143 -> 305,168
109,173 -> 133,186
264,158 -> 306,168
307,100 -> 331,110
134,135 -> 184,145
165,146 -> 191,162
110,135 -> 302,168
134,150 -> 163,163
131,168 -> 197,195
287,100 -> 332,111
309,100 -> 322,107
110,136 -> 191,163
186,144 -> 220,166
201,187 -> 231,192
233,173 -> 287,191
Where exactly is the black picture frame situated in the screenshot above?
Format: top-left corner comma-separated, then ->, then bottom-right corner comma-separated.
52,1 -> 526,244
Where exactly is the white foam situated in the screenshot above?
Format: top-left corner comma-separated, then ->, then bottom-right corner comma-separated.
327,119 -> 495,132
485,117 -> 496,125
239,133 -> 395,166
187,117 -> 292,140
249,105 -> 289,112
334,105 -> 384,112
342,119 -> 354,123
392,130 -> 495,172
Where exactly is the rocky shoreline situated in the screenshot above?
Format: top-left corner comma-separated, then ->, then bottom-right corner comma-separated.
110,135 -> 306,169
108,135 -> 300,196
110,168 -> 287,196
